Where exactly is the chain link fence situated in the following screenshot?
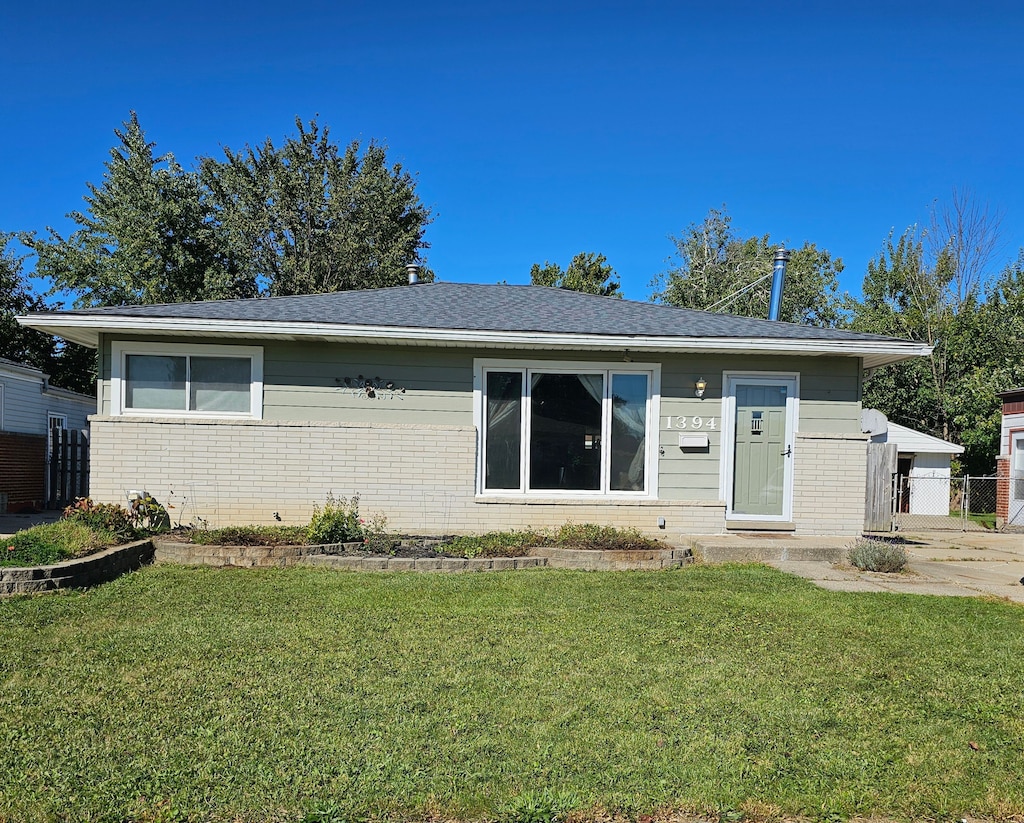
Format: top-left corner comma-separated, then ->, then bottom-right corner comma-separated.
892,474 -> 1004,532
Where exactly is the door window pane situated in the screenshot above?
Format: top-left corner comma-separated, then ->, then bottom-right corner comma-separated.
190,357 -> 251,412
126,355 -> 186,410
610,373 -> 648,491
529,373 -> 603,490
485,371 -> 523,490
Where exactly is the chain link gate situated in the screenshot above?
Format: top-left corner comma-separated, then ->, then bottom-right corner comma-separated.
890,474 -> 1003,532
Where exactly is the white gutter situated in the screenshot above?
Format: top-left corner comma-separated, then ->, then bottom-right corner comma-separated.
17,313 -> 932,368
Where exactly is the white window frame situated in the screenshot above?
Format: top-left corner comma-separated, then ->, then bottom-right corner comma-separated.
111,341 -> 264,419
719,371 -> 800,522
0,383 -> 4,431
473,358 -> 661,498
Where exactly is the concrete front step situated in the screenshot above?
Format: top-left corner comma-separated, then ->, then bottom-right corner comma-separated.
692,535 -> 851,564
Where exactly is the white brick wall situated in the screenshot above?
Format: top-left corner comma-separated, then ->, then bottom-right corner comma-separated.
792,432 -> 868,534
90,418 -> 867,536
89,417 -> 726,537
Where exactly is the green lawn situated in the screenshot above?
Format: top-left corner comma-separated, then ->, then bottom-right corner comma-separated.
2,565 -> 1023,823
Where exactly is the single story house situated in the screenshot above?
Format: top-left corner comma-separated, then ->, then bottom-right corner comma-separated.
0,357 -> 94,513
18,283 -> 928,536
996,388 -> 1024,528
865,411 -> 963,516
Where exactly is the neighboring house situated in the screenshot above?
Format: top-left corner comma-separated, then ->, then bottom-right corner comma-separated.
18,283 -> 928,535
0,358 -> 94,513
996,388 -> 1024,528
866,413 -> 964,516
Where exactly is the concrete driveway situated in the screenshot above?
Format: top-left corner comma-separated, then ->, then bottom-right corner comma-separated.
772,530 -> 1024,603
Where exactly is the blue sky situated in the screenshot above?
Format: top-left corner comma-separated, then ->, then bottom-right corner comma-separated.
3,0 -> 1022,302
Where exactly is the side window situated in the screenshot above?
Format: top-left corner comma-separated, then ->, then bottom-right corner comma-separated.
113,343 -> 263,418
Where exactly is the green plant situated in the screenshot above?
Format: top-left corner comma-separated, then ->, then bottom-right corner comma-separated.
360,511 -> 394,553
62,497 -> 139,542
552,522 -> 663,551
129,493 -> 171,533
188,525 -> 310,546
849,538 -> 908,573
307,493 -> 364,545
498,789 -> 580,823
441,529 -> 543,558
1,520 -> 120,567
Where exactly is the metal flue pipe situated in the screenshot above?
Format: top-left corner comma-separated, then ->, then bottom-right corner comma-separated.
768,247 -> 791,321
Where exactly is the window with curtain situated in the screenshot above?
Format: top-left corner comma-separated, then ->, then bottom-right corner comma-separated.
117,345 -> 260,417
481,366 -> 652,494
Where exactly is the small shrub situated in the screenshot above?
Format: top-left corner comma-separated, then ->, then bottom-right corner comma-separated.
361,511 -> 395,554
442,530 -> 543,558
553,522 -> 663,551
129,494 -> 171,533
1,521 -> 120,568
849,538 -> 908,573
188,526 -> 309,546
307,493 -> 364,545
62,498 -> 139,542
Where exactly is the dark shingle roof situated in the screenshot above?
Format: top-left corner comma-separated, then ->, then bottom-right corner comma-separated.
60,282 -> 900,343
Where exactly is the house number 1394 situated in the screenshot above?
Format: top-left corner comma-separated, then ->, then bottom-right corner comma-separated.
665,416 -> 716,430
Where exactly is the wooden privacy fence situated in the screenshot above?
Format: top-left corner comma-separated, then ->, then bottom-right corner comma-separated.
48,429 -> 89,509
864,441 -> 897,531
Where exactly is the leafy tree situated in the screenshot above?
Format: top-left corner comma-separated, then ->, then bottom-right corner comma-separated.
25,112 -> 254,308
651,207 -> 844,327
849,193 -> 1014,474
530,252 -> 621,297
0,234 -> 94,394
201,118 -> 432,296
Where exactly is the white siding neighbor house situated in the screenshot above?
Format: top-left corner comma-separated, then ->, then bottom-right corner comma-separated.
19,283 -> 929,536
868,417 -> 964,516
0,358 -> 94,512
997,388 -> 1024,528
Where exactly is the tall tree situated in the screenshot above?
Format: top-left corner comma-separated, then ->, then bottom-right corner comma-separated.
651,208 -> 844,326
849,192 -> 1012,473
0,234 -> 94,394
530,252 -> 621,297
25,112 -> 254,308
201,118 -> 432,295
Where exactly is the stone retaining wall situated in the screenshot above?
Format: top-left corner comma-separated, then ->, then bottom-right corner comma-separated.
152,539 -> 691,572
0,539 -> 154,595
152,538 -> 357,568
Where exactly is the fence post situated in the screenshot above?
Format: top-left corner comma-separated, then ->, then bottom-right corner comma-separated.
962,475 -> 970,532
891,472 -> 899,532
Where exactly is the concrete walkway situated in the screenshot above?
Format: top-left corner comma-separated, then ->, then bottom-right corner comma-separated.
0,510 -> 62,538
765,530 -> 1024,603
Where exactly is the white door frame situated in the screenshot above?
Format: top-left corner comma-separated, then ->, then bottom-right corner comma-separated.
1011,432 -> 1024,525
720,372 -> 799,522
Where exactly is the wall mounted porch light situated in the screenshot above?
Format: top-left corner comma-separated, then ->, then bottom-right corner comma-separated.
695,378 -> 707,399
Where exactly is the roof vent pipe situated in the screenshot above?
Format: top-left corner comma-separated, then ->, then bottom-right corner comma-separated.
406,263 -> 420,285
768,247 -> 790,321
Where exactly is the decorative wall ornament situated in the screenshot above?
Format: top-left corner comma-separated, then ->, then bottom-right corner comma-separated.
335,375 -> 407,400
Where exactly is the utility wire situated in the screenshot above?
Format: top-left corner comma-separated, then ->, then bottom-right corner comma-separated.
705,271 -> 774,312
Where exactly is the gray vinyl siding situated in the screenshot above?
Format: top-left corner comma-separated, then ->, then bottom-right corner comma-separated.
98,338 -> 862,504
0,373 -> 45,434
263,342 -> 473,425
657,354 -> 861,501
0,367 -> 94,435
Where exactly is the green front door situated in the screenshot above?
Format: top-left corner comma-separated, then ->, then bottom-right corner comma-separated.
732,383 -> 790,517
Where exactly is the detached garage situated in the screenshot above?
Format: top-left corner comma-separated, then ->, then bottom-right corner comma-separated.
868,417 -> 963,516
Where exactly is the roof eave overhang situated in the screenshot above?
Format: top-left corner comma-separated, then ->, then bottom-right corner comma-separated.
17,314 -> 932,370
